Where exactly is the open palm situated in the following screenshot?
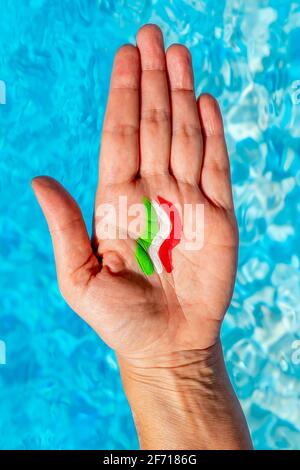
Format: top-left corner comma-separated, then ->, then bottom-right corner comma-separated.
33,25 -> 238,361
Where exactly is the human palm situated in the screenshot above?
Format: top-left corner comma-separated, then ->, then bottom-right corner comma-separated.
33,25 -> 238,361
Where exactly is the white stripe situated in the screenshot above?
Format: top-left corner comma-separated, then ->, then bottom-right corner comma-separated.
148,200 -> 172,274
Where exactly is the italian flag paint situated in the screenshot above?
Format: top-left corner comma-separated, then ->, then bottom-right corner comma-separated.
135,196 -> 182,276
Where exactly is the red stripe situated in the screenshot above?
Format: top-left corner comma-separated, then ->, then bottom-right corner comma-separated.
157,196 -> 182,273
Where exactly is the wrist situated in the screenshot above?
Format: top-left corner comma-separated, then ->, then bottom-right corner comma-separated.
118,342 -> 252,450
118,342 -> 224,393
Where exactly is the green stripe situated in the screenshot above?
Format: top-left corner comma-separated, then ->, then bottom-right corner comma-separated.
135,197 -> 159,276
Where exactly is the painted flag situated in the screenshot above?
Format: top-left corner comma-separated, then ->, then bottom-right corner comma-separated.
135,196 -> 182,276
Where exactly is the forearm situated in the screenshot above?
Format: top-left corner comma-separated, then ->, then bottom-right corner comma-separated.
118,342 -> 252,450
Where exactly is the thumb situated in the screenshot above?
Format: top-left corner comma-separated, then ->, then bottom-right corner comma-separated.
32,176 -> 99,300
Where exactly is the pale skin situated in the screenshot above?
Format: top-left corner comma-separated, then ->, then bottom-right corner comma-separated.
32,25 -> 252,450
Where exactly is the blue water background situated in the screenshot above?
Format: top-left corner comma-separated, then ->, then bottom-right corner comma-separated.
1,0 -> 300,449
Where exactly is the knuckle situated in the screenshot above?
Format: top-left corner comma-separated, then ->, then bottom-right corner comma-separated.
141,108 -> 170,124
103,123 -> 138,138
173,123 -> 200,138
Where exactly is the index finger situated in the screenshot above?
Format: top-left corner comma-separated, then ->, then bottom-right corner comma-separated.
99,45 -> 140,185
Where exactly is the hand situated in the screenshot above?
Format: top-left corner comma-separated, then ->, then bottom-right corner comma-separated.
32,25 -> 237,361
33,25 -> 251,450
